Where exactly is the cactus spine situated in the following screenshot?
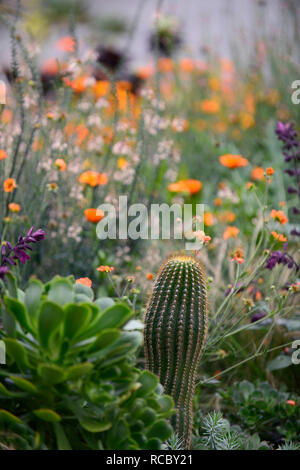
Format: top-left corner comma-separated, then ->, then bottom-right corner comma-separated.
144,255 -> 208,449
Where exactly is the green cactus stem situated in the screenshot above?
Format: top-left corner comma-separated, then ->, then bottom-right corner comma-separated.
144,255 -> 208,449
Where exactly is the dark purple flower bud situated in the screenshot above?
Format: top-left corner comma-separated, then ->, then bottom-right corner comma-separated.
287,186 -> 297,194
251,311 -> 266,323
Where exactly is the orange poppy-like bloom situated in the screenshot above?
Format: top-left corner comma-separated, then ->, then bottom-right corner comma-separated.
251,167 -> 265,181
117,157 -> 128,169
219,154 -> 249,168
214,197 -> 222,207
199,99 -> 220,114
204,212 -> 215,226
97,265 -> 114,273
179,58 -> 194,72
286,400 -> 296,406
271,231 -> 287,242
232,254 -> 244,264
64,76 -> 88,93
218,211 -> 236,223
93,80 -> 110,98
266,167 -> 274,176
168,179 -> 202,195
84,208 -> 104,223
79,171 -> 108,187
135,65 -> 155,80
0,150 -> 8,160
3,178 -> 16,192
146,273 -> 154,280
158,57 -> 174,73
56,36 -> 76,53
54,158 -> 67,171
8,203 -> 21,213
223,226 -> 240,240
270,210 -> 288,225
76,277 -> 92,288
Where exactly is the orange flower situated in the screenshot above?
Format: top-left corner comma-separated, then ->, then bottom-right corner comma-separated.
97,265 -> 114,273
117,157 -> 128,169
179,58 -> 194,72
135,65 -> 155,79
8,203 -> 21,213
218,211 -> 236,223
219,154 -> 249,168
3,178 -> 16,192
270,210 -> 288,225
251,166 -> 265,181
223,226 -> 239,240
204,212 -> 215,226
93,80 -> 110,98
146,273 -> 154,280
214,197 -> 222,207
246,182 -> 254,190
286,400 -> 296,406
199,99 -> 220,114
231,248 -> 244,264
158,57 -> 174,73
266,167 -> 274,176
239,112 -> 255,129
56,36 -> 76,53
54,158 -> 67,171
64,76 -> 88,93
168,179 -> 202,195
271,231 -> 287,242
76,277 -> 92,288
0,150 -> 8,160
84,208 -> 104,223
79,171 -> 108,187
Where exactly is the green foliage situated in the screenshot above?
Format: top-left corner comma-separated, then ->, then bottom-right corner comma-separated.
0,275 -> 174,450
220,380 -> 300,442
144,255 -> 208,449
195,411 -> 271,450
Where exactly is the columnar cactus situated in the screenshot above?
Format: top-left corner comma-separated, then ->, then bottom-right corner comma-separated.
144,255 -> 208,449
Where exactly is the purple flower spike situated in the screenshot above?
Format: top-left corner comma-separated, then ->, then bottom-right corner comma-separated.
0,227 -> 46,283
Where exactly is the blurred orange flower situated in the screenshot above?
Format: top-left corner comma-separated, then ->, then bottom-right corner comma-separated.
168,179 -> 202,195
158,58 -> 174,73
0,150 -> 8,160
204,212 -> 215,226
79,171 -> 108,187
199,99 -> 220,114
54,158 -> 67,171
3,178 -> 16,192
219,154 -> 248,168
97,265 -> 114,273
76,277 -> 92,288
146,273 -> 154,280
270,210 -> 288,225
8,203 -> 21,213
84,208 -> 104,223
223,226 -> 239,240
179,58 -> 194,72
266,167 -> 274,176
251,166 -> 265,181
271,231 -> 287,242
56,36 -> 76,53
93,80 -> 110,98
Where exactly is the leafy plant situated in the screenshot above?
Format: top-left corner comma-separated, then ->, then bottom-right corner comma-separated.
220,380 -> 300,443
0,275 -> 174,449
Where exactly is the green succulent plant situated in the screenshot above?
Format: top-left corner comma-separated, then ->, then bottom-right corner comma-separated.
0,274 -> 174,450
144,255 -> 208,449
